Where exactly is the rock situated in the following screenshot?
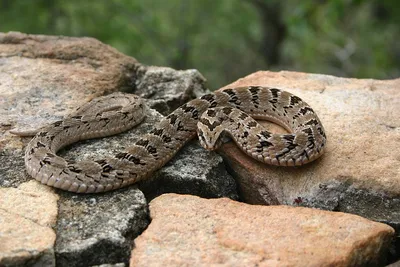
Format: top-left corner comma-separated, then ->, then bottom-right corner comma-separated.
55,187 -> 148,267
134,65 -> 208,115
387,260 -> 400,267
139,140 -> 238,201
0,31 -> 140,189
0,181 -> 58,266
131,194 -> 394,266
0,31 -> 139,132
217,71 -> 400,221
0,32 -> 237,265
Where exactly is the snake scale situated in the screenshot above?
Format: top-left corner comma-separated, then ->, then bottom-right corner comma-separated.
14,86 -> 326,193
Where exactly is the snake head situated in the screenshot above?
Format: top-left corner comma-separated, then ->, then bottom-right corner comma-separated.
197,115 -> 225,151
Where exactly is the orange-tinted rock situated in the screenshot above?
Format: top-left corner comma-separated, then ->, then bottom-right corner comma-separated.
130,194 -> 394,266
217,71 -> 400,212
0,181 -> 58,266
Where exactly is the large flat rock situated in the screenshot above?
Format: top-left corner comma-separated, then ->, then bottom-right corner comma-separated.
131,194 -> 394,266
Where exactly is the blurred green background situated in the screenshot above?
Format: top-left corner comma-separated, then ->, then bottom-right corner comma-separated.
1,0 -> 399,89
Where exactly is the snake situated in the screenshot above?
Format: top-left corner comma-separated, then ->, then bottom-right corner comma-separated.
12,86 -> 326,193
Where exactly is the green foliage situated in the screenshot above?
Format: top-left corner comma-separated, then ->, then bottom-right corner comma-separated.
283,0 -> 400,79
0,0 -> 399,89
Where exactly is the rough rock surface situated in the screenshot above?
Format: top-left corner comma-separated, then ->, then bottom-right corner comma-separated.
134,65 -> 208,115
0,32 -> 237,266
218,72 -> 400,232
139,139 -> 237,201
0,181 -> 58,266
55,187 -> 148,267
131,194 -> 394,267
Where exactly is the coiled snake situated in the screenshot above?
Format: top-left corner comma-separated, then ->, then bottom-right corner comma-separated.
12,86 -> 326,193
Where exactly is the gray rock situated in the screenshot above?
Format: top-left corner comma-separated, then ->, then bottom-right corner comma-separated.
132,65 -> 209,115
55,188 -> 148,267
139,140 -> 238,201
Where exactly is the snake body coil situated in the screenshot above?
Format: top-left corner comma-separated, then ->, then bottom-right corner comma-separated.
20,86 -> 326,193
